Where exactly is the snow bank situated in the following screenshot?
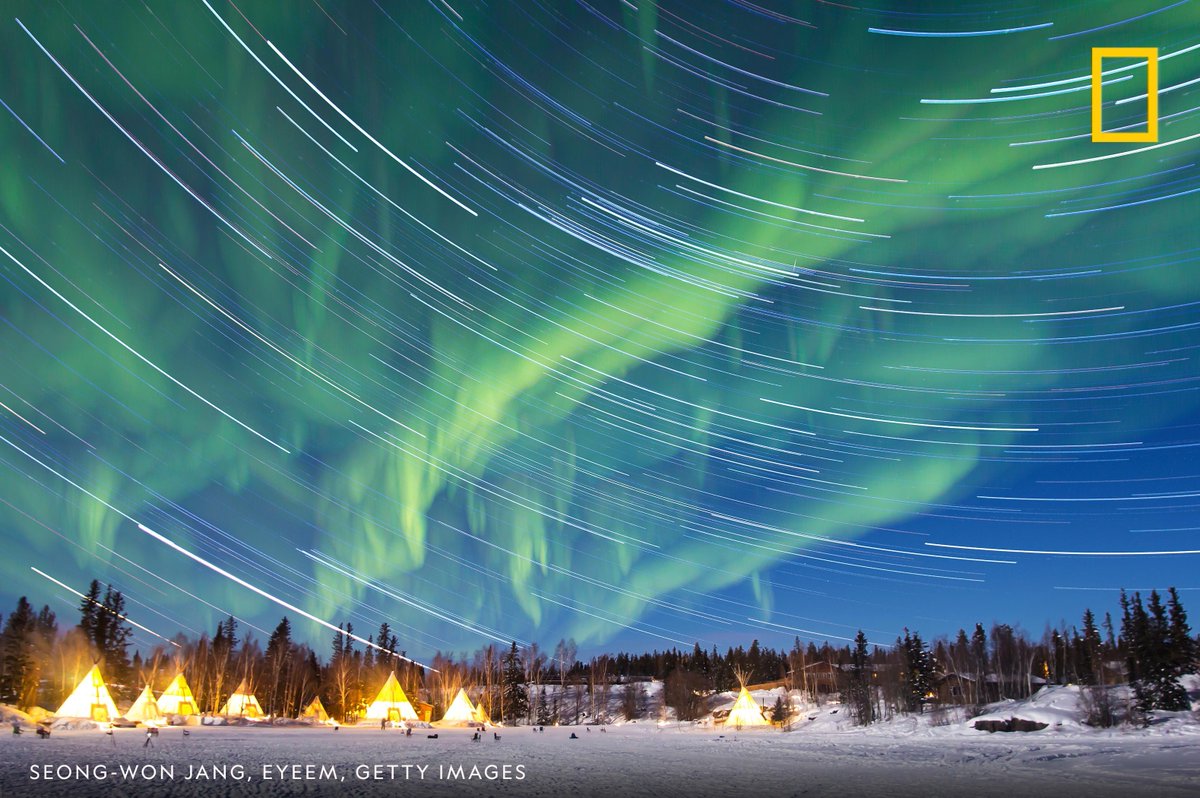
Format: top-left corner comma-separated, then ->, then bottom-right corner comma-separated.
972,685 -> 1089,731
48,717 -> 104,731
0,705 -> 31,725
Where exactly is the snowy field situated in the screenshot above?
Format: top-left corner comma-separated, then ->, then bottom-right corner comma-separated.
2,716 -> 1198,798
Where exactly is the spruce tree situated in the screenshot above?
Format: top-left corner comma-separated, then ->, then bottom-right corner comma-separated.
100,586 -> 132,688
502,641 -> 529,725
970,624 -> 988,676
902,630 -> 934,714
0,597 -> 38,707
1123,590 -> 1189,716
1079,609 -> 1102,686
1166,588 -> 1196,675
265,617 -> 293,716
847,630 -> 874,725
1146,591 -> 1189,711
375,622 -> 398,665
77,580 -> 101,646
771,695 -> 788,724
537,685 -> 553,725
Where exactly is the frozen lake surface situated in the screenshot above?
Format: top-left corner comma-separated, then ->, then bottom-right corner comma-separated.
2,719 -> 1198,798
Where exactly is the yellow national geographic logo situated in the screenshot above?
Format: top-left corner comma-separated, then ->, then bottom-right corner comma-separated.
1091,47 -> 1159,143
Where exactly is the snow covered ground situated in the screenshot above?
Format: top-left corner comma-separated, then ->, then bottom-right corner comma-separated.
1,713 -> 1198,798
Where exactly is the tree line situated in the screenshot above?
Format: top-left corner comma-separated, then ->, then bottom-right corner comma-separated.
0,582 -> 1194,727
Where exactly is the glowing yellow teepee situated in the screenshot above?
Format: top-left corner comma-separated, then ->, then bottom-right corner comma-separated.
56,664 -> 119,722
438,688 -> 484,726
301,696 -> 329,722
125,684 -> 162,723
156,672 -> 197,716
724,687 -> 769,728
364,672 -> 417,722
219,679 -> 264,718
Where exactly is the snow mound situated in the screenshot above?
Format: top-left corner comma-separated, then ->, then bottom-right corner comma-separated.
1182,674 -> 1200,711
972,685 -> 1088,732
49,717 -> 104,731
0,705 -> 31,725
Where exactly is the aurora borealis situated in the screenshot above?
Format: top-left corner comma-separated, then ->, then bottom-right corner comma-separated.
2,1 -> 1199,659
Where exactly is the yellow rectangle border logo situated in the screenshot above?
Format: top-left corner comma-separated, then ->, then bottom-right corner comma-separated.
1091,47 -> 1158,143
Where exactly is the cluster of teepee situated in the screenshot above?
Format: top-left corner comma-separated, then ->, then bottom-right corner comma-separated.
53,665 -> 240,723
55,666 -> 491,727
438,687 -> 490,727
364,674 -> 489,727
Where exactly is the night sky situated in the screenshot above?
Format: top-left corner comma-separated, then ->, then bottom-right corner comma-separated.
1,1 -> 1199,662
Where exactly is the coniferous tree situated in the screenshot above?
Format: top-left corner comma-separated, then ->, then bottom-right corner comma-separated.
502,641 -> 528,725
210,615 -> 239,713
0,597 -> 38,707
1166,588 -> 1196,675
771,695 -> 788,724
1079,609 -> 1102,686
264,617 -> 293,717
968,623 -> 989,706
1123,590 -> 1189,717
1120,589 -> 1147,723
77,580 -> 101,647
374,622 -> 398,673
901,630 -> 934,714
847,630 -> 874,725
99,586 -> 132,691
538,685 -> 554,725
1146,591 -> 1189,711
1103,612 -> 1117,650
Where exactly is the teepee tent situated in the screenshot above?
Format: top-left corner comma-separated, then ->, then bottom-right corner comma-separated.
364,672 -> 418,722
724,687 -> 770,728
56,664 -> 119,722
219,680 -> 264,718
125,684 -> 162,723
301,696 -> 329,722
156,672 -> 198,716
438,688 -> 484,726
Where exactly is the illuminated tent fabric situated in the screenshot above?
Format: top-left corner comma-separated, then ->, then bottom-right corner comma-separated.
56,665 -> 119,722
363,673 -> 417,722
473,699 -> 491,725
723,687 -> 769,728
301,696 -> 329,722
125,684 -> 162,723
438,688 -> 484,726
219,680 -> 264,718
156,673 -> 198,716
